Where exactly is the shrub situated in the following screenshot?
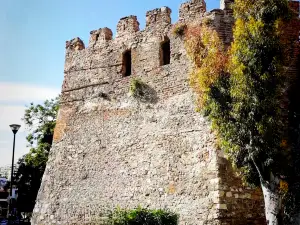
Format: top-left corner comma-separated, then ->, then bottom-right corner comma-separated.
172,23 -> 187,37
108,207 -> 178,225
129,78 -> 158,103
202,17 -> 213,26
129,78 -> 144,98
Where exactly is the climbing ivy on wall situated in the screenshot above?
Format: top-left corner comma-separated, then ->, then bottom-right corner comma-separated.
185,25 -> 228,110
172,23 -> 187,37
185,0 -> 300,223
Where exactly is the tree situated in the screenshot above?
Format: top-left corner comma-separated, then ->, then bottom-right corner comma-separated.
14,97 -> 59,213
185,0 -> 300,224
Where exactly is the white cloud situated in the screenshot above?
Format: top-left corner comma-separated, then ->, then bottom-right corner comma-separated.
0,82 -> 60,103
0,82 -> 60,132
0,82 -> 60,166
0,105 -> 26,132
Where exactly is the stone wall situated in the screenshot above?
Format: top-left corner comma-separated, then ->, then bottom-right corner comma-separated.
32,0 -> 267,224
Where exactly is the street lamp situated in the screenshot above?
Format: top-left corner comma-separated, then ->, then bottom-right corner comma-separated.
8,124 -> 21,218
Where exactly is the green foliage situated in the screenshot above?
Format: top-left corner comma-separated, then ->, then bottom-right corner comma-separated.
15,97 -> 59,213
130,78 -> 143,97
226,0 -> 298,186
224,0 -> 290,185
108,207 -> 178,225
187,0 -> 300,185
24,97 -> 59,149
186,0 -> 300,220
129,78 -> 158,103
202,18 -> 213,26
129,78 -> 147,99
172,23 -> 187,37
185,25 -> 228,109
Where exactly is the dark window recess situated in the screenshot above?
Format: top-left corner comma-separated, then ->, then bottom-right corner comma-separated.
122,50 -> 132,77
160,38 -> 171,66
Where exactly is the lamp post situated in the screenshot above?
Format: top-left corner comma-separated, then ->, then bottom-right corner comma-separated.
8,124 -> 21,219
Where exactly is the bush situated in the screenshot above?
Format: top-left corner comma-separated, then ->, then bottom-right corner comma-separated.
129,78 -> 144,98
172,23 -> 187,37
108,207 -> 178,225
202,17 -> 213,26
129,78 -> 158,103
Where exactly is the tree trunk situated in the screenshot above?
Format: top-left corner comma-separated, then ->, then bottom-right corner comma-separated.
261,183 -> 283,225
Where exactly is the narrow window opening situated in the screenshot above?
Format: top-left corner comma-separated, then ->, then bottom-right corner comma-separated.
160,38 -> 171,66
95,33 -> 100,42
122,50 -> 132,77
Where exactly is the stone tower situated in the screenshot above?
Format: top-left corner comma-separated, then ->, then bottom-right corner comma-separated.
220,0 -> 234,10
32,0 -> 267,224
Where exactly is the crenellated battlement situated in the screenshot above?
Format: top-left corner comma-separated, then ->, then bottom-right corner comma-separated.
66,37 -> 85,51
116,15 -> 140,38
63,0 -> 236,94
179,0 -> 206,22
89,28 -> 113,46
62,0 -> 300,103
66,0 -> 228,52
146,7 -> 172,28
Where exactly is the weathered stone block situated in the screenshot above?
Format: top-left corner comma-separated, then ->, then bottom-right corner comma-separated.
66,37 -> 85,51
179,0 -> 206,22
146,7 -> 172,28
220,0 -> 234,10
89,27 -> 113,47
116,15 -> 140,38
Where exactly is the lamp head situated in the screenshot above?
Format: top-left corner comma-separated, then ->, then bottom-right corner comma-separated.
9,124 -> 21,134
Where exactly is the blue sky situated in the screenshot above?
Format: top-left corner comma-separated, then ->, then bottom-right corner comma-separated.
0,0 -> 220,167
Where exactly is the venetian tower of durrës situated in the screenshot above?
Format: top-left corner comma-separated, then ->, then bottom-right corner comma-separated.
31,0 -> 274,224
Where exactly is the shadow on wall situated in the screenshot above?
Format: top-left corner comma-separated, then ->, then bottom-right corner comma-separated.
130,80 -> 159,104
